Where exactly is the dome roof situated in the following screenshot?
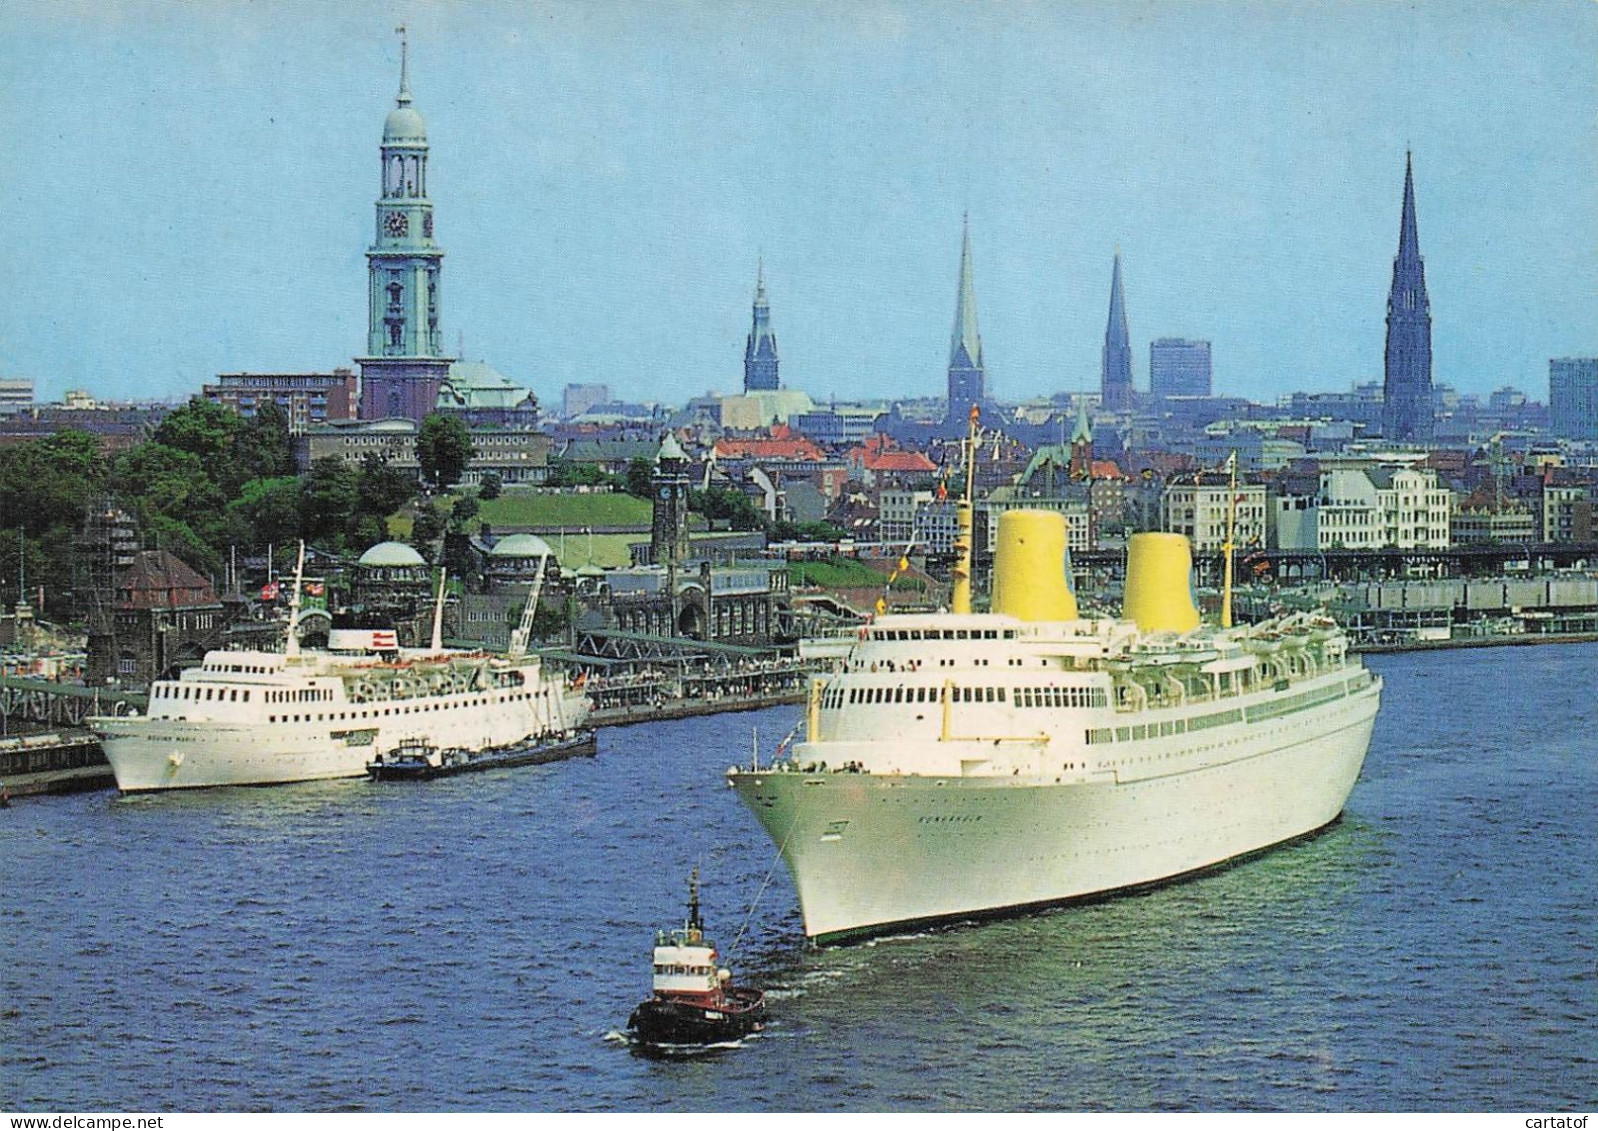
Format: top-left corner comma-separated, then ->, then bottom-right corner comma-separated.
490,534 -> 554,559
383,106 -> 428,144
359,541 -> 427,568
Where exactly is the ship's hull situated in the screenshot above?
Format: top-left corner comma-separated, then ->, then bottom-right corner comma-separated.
627,992 -> 765,1046
94,692 -> 590,792
730,683 -> 1379,944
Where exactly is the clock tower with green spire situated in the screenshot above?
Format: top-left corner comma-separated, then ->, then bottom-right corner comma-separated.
358,27 -> 455,422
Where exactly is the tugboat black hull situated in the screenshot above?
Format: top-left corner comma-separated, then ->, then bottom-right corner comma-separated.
627,993 -> 764,1046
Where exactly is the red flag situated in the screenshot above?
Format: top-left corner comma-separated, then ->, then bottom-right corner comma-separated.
260,582 -> 280,600
936,480 -> 948,501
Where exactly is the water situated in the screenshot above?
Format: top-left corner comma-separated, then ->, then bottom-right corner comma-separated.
3,644 -> 1593,1111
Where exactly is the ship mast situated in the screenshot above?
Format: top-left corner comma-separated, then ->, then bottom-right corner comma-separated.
284,542 -> 306,659
950,404 -> 980,615
686,867 -> 703,943
429,567 -> 448,652
1221,451 -> 1238,629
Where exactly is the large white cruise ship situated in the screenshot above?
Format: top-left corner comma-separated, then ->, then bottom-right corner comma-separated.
728,504 -> 1382,945
89,549 -> 590,792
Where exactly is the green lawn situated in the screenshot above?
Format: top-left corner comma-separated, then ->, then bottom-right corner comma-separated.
477,491 -> 653,529
790,558 -> 926,592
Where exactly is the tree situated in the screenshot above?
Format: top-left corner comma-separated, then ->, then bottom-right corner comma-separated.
417,413 -> 474,490
153,397 -> 239,467
300,458 -> 362,547
410,501 -> 446,556
689,486 -> 765,531
544,460 -> 612,488
450,495 -> 480,531
224,476 -> 304,550
356,452 -> 417,518
0,430 -> 107,537
623,457 -> 654,499
478,471 -> 503,500
110,443 -> 224,532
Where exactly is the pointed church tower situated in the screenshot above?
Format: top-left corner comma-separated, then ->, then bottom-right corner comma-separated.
358,27 -> 455,423
945,215 -> 986,423
1101,251 -> 1134,412
1382,152 -> 1434,443
743,261 -> 780,392
1068,398 -> 1094,481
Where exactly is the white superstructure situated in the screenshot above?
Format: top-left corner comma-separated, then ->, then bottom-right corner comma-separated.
728,610 -> 1380,944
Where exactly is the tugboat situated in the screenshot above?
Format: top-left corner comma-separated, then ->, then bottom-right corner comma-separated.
627,870 -> 765,1046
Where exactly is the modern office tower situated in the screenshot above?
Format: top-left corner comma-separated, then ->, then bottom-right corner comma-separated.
1550,357 -> 1598,440
357,30 -> 455,422
1101,253 -> 1134,411
1382,153 -> 1434,443
1149,338 -> 1212,399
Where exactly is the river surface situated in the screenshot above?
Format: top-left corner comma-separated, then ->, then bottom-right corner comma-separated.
2,644 -> 1593,1112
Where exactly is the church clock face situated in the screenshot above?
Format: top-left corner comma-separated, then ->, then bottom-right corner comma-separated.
383,211 -> 409,237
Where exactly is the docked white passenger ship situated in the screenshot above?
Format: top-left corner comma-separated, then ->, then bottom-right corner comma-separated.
728,510 -> 1382,944
89,552 -> 590,792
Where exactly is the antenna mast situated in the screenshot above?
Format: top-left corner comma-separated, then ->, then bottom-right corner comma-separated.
951,404 -> 980,615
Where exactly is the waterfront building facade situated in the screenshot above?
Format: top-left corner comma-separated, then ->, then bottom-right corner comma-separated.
743,264 -> 780,392
1549,357 -> 1598,441
1372,466 -> 1452,549
1451,504 -> 1535,545
878,489 -> 934,546
357,33 -> 455,423
1382,153 -> 1434,443
1161,479 -> 1267,551
1149,338 -> 1212,400
87,550 -> 225,687
1102,252 -> 1135,412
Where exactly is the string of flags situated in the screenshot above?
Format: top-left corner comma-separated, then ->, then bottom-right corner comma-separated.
875,549 -> 913,617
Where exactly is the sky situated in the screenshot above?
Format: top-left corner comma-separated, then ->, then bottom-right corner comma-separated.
1,0 -> 1595,410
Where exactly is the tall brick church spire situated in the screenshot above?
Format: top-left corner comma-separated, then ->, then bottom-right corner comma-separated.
1101,251 -> 1134,412
945,214 -> 986,422
1383,152 -> 1434,443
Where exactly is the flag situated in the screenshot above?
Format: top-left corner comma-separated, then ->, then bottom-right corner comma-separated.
260,582 -> 280,601
875,596 -> 887,615
306,582 -> 325,597
898,556 -> 910,573
969,404 -> 981,423
1224,451 -> 1238,475
936,480 -> 948,501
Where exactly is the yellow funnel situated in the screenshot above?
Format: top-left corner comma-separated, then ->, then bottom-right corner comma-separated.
1123,533 -> 1201,632
991,510 -> 1078,622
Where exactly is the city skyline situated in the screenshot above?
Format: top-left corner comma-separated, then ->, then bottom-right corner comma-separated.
2,1 -> 1595,408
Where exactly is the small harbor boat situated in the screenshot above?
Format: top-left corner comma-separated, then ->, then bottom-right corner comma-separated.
366,729 -> 597,781
627,871 -> 764,1047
